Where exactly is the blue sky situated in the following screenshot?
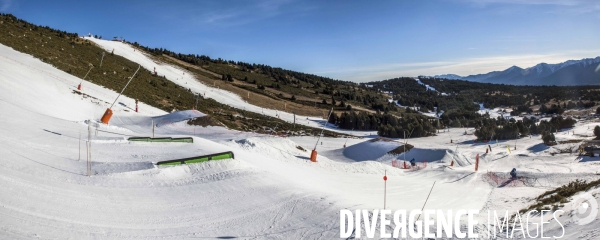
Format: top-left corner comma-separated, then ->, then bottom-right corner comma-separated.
2,0 -> 599,82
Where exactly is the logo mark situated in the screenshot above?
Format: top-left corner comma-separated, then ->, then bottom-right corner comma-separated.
572,192 -> 598,226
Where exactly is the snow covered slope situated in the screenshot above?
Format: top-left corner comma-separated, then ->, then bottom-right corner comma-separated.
84,37 -> 375,136
2,39 -> 600,238
0,42 -> 491,238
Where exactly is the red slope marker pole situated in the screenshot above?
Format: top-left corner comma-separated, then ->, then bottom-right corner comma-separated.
383,170 -> 388,209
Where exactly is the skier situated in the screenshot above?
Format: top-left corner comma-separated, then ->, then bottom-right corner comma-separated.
510,168 -> 517,179
410,158 -> 416,167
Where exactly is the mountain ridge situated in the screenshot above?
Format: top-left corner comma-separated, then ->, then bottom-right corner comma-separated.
433,56 -> 600,85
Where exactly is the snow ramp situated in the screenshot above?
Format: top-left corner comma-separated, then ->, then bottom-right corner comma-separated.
397,148 -> 473,166
151,110 -> 206,126
342,139 -> 402,161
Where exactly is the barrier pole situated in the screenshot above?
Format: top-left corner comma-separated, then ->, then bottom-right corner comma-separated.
383,170 -> 387,209
416,181 -> 436,221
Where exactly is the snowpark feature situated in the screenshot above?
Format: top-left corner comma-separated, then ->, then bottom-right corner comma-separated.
156,151 -> 234,165
2,38 -> 600,239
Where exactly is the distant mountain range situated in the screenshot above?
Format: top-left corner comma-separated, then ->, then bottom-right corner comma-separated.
433,57 -> 600,86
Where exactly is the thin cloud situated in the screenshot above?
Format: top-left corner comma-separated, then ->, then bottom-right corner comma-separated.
461,0 -> 600,15
314,61 -> 454,75
463,0 -> 589,6
322,50 -> 600,82
190,0 -> 296,26
0,0 -> 12,12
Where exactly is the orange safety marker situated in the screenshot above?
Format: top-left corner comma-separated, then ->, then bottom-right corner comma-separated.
100,108 -> 113,124
310,150 -> 317,162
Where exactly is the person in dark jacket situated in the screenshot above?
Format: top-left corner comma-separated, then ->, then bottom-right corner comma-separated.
410,158 -> 416,167
510,168 -> 517,179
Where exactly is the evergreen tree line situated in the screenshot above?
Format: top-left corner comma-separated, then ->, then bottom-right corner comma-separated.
132,43 -> 353,89
419,77 -> 600,107
327,111 -> 439,138
1,14 -> 79,39
474,116 -> 576,141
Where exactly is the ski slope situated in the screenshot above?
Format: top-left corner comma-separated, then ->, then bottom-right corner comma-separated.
415,77 -> 447,96
1,40 -> 600,239
84,37 -> 376,136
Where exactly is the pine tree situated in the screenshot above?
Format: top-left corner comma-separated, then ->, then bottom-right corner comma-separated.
542,131 -> 555,145
539,104 -> 548,114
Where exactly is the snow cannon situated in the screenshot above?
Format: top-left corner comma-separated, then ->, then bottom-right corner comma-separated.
101,65 -> 141,125
310,150 -> 317,162
77,84 -> 81,91
100,108 -> 113,124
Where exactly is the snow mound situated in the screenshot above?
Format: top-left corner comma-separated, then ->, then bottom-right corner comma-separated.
231,136 -> 307,161
121,158 -> 255,181
152,110 -> 206,126
92,161 -> 155,175
342,139 -> 402,161
398,148 -> 473,166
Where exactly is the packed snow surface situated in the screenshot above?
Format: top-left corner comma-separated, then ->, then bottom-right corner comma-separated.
1,41 -> 600,239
